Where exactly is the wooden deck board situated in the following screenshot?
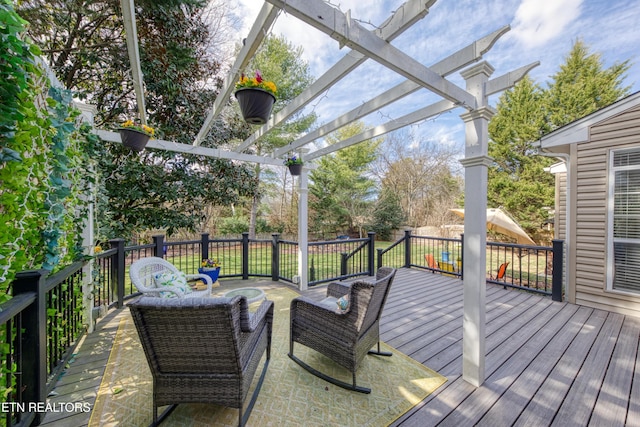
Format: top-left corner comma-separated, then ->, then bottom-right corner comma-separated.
440,303 -> 580,426
41,268 -> 640,427
628,328 -> 640,427
476,305 -> 592,426
417,294 -> 553,374
551,311 -> 625,426
512,308 -> 609,427
386,286 -> 522,360
411,299 -> 566,426
589,316 -> 640,426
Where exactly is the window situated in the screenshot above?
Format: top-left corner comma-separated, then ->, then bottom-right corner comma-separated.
609,148 -> 640,292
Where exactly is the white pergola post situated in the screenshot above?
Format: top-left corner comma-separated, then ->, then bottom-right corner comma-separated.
297,166 -> 309,291
459,61 -> 495,387
75,102 -> 98,332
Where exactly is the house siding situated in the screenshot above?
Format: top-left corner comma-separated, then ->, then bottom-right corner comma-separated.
573,105 -> 640,316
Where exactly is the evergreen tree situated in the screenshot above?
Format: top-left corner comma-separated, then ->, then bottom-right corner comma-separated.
488,40 -> 631,240
546,39 -> 630,129
488,76 -> 554,233
369,190 -> 405,241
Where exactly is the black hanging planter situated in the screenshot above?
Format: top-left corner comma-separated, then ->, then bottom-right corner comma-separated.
235,88 -> 276,125
118,128 -> 151,152
288,163 -> 303,176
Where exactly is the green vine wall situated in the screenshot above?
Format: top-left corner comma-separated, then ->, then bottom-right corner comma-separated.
0,0 -> 98,299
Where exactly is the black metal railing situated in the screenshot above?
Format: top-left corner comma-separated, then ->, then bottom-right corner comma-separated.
308,233 -> 375,286
377,230 -> 563,300
3,228 -> 564,426
485,240 -> 563,297
1,263 -> 87,426
275,237 -> 298,283
91,232 -> 378,310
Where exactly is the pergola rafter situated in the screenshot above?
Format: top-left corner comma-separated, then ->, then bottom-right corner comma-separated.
274,26 -> 511,158
115,0 -> 539,388
96,131 -> 284,166
305,99 -> 457,160
266,0 -> 477,110
193,3 -> 279,147
231,0 -> 436,153
120,0 -> 147,124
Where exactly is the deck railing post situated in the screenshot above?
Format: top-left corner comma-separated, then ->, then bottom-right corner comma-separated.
552,239 -> 564,302
242,232 -> 249,280
201,233 -> 210,261
404,229 -> 412,268
13,270 -> 47,425
460,233 -> 464,280
272,233 -> 280,281
377,248 -> 384,270
153,234 -> 164,258
109,238 -> 125,308
368,232 -> 376,275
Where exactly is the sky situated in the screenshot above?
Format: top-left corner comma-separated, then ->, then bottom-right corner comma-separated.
233,0 -> 640,153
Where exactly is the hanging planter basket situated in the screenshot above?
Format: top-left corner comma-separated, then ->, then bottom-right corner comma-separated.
118,128 -> 151,152
235,87 -> 276,125
288,163 -> 303,176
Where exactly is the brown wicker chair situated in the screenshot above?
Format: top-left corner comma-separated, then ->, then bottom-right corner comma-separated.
288,267 -> 397,393
128,295 -> 274,427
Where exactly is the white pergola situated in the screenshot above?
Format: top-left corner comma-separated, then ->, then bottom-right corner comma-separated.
98,0 -> 539,387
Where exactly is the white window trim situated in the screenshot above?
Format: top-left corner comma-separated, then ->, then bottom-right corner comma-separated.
607,147 -> 640,293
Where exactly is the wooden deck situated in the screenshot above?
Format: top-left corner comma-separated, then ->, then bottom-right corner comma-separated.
42,268 -> 640,426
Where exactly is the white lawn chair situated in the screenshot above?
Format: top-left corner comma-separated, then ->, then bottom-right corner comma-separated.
129,257 -> 213,298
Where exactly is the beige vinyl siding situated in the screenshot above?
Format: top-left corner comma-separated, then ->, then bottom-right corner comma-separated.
573,105 -> 640,316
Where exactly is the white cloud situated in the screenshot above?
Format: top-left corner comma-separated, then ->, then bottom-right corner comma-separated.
510,0 -> 584,48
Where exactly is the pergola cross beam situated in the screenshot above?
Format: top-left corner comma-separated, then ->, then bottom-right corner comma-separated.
193,3 -> 279,146
264,0 -> 477,111
274,26 -> 510,158
98,131 -> 284,166
120,0 -> 147,124
486,62 -> 540,96
233,0 -> 435,153
305,99 -> 456,160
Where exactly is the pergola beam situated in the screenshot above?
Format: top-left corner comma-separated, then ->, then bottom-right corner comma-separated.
120,0 -> 147,124
98,131 -> 283,166
264,0 -> 477,110
275,26 -> 509,158
193,3 -> 279,146
305,99 -> 456,160
233,0 -> 435,153
486,62 -> 540,96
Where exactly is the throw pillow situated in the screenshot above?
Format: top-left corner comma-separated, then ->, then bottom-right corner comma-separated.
153,271 -> 192,298
336,294 -> 350,312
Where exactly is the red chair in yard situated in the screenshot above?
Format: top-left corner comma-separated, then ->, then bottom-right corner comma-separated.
425,254 -> 438,272
491,262 -> 509,281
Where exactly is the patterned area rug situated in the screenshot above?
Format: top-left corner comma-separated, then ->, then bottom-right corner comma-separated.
90,287 -> 446,426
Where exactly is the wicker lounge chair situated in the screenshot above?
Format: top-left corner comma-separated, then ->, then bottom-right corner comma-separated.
288,267 -> 397,393
129,256 -> 213,298
128,295 -> 274,427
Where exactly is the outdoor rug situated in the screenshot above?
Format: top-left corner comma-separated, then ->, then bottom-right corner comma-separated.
90,287 -> 447,426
